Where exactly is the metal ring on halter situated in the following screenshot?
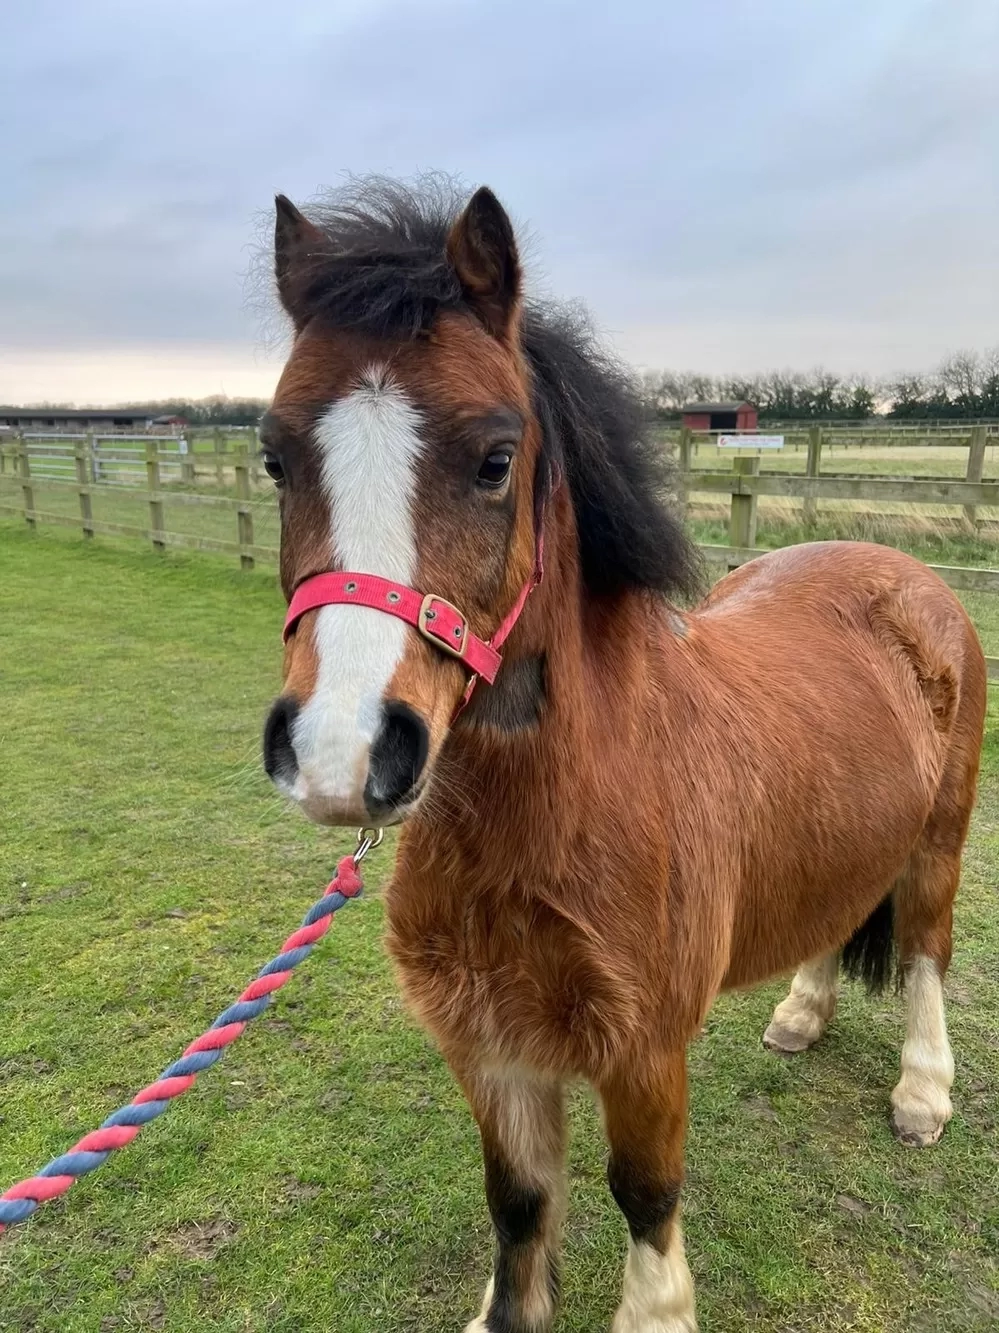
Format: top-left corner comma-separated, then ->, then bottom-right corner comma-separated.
353,827 -> 385,864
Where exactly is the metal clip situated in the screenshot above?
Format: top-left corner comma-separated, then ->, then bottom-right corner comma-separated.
353,826 -> 385,865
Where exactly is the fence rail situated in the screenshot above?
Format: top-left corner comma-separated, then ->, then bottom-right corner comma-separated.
0,434 -> 274,568
687,472 -> 999,506
664,421 -> 999,442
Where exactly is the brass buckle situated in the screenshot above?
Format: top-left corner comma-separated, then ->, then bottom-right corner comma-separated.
418,593 -> 469,661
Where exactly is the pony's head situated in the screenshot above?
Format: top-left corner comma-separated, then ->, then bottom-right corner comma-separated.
262,177 -> 696,827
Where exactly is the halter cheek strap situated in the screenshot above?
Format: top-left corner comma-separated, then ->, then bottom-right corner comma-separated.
282,521 -> 546,705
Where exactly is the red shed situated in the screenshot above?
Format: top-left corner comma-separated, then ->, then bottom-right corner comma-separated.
681,401 -> 758,433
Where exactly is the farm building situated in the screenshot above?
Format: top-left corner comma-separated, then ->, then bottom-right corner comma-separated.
0,408 -> 157,435
682,401 -> 758,432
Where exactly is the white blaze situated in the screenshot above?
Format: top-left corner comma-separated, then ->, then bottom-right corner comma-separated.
291,369 -> 423,805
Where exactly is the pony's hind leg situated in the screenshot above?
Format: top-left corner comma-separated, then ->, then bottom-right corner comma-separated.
763,951 -> 839,1055
890,842 -> 961,1148
458,1066 -> 566,1333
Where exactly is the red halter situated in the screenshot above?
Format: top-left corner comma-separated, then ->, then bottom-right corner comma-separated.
282,513 -> 547,711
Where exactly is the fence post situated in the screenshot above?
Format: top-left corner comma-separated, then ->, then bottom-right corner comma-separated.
235,445 -> 255,570
803,425 -> 823,526
677,426 -> 692,510
214,426 -> 224,490
18,434 -> 36,529
146,440 -> 166,552
963,425 -> 988,531
729,454 -> 760,554
75,438 -> 94,538
180,434 -> 196,486
247,426 -> 260,490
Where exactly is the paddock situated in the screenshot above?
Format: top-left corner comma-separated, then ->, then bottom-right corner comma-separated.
1,522 -> 997,1332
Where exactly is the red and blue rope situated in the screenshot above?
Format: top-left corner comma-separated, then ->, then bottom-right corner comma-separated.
0,851 -> 365,1233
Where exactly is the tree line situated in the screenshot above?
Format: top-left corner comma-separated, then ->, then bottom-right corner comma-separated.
19,346 -> 999,427
639,348 -> 999,422
125,396 -> 269,426
7,396 -> 270,426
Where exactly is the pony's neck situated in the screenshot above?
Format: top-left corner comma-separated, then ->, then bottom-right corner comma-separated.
422,488 -> 662,873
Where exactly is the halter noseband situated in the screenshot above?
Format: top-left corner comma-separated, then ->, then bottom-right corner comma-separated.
282,509 -> 547,712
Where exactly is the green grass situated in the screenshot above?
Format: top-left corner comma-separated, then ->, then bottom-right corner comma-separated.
2,523 -> 998,1332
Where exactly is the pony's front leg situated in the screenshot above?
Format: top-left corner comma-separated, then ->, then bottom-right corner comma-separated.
456,1065 -> 567,1333
600,1052 -> 696,1333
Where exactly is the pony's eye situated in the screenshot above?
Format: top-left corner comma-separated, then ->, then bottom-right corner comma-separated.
262,452 -> 285,484
477,450 -> 512,489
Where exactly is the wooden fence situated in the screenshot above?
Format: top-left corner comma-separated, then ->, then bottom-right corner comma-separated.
667,422 -> 999,450
677,424 -> 999,678
0,433 -> 276,568
680,424 -> 997,559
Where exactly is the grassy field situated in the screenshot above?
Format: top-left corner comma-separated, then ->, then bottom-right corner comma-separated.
2,523 -> 998,1333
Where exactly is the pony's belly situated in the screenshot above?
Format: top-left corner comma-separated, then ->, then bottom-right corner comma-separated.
720,804 -> 927,990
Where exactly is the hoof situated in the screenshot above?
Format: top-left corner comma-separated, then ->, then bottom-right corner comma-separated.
762,1022 -> 814,1055
891,1110 -> 946,1148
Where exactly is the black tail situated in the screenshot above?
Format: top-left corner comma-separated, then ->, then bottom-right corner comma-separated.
841,893 -> 898,993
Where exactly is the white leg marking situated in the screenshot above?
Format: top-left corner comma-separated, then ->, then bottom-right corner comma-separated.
891,955 -> 954,1147
478,1068 -> 564,1195
612,1224 -> 697,1333
763,951 -> 839,1054
291,369 -> 424,805
463,1277 -> 495,1333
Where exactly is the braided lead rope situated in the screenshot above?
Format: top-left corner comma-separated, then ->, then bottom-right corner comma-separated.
0,846 -> 370,1233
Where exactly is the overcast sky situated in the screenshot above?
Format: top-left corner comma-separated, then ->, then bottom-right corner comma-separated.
3,0 -> 997,404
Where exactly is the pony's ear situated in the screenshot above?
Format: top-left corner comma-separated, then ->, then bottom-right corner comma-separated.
446,187 -> 521,342
274,194 -> 328,331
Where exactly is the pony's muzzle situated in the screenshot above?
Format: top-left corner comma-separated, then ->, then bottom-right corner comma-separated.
364,699 -> 430,821
262,693 -> 429,825
263,695 -> 300,788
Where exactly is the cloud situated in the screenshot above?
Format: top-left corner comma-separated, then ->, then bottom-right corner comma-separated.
2,0 -> 998,399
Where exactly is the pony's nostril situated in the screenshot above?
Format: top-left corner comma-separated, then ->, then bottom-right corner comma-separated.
264,696 -> 300,783
365,700 -> 430,817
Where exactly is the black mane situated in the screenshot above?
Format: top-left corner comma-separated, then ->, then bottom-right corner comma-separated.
288,176 -> 700,601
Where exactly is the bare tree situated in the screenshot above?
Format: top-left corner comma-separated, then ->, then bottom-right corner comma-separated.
938,351 -> 981,410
